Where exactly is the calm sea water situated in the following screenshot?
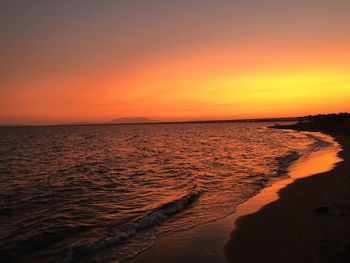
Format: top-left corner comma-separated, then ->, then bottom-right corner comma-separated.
0,123 -> 333,262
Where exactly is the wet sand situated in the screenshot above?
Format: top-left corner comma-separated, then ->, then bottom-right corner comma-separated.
131,131 -> 349,263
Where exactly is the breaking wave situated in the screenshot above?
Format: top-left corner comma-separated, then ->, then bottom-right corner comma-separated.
59,188 -> 202,262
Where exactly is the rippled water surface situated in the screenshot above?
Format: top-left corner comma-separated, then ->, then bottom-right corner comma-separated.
0,123 -> 332,262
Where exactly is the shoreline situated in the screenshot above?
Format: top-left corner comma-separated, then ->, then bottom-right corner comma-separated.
131,129 -> 347,263
225,129 -> 350,262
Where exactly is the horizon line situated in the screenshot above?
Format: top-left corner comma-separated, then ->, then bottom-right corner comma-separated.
0,116 -> 299,128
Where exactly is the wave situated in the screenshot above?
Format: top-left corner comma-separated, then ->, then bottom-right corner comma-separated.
58,187 -> 202,262
305,134 -> 333,151
272,132 -> 333,182
275,151 -> 301,176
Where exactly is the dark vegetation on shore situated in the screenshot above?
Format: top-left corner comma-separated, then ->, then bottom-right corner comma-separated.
274,113 -> 350,134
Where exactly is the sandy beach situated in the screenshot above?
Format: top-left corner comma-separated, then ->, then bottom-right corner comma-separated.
131,129 -> 350,263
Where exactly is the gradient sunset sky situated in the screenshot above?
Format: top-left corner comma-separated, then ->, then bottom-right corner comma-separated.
1,0 -> 350,124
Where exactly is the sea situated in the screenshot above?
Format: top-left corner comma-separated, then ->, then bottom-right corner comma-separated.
0,122 -> 334,262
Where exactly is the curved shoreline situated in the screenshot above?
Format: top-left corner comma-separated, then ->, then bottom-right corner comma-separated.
130,131 -> 344,263
225,135 -> 341,233
225,131 -> 350,262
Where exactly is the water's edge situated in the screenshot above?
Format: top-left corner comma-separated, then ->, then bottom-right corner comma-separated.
130,131 -> 342,263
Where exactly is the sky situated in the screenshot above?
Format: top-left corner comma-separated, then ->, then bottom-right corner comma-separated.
1,0 -> 350,124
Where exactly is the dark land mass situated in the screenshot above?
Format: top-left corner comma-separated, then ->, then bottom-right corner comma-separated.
225,113 -> 350,262
275,113 -> 350,135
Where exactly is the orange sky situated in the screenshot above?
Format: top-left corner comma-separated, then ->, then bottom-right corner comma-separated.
1,1 -> 350,124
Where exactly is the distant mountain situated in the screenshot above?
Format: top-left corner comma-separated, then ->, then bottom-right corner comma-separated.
110,117 -> 159,124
